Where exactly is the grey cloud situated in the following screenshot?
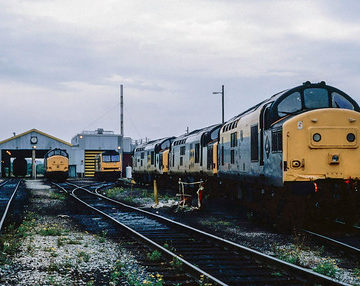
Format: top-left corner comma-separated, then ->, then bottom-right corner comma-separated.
0,1 -> 360,142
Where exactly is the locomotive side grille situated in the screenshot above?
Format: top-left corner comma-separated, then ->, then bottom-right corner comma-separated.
271,129 -> 282,152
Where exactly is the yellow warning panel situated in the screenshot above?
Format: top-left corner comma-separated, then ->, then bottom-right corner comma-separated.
84,150 -> 103,177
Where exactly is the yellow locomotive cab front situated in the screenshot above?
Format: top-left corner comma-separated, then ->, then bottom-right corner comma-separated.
283,108 -> 360,182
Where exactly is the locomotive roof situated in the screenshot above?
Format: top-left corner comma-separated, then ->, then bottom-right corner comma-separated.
144,137 -> 174,151
101,150 -> 119,155
44,148 -> 69,158
134,137 -> 174,152
173,124 -> 221,144
228,81 -> 359,123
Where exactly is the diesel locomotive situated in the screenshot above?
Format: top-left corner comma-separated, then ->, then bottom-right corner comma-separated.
44,148 -> 69,181
94,150 -> 122,181
133,81 -> 360,224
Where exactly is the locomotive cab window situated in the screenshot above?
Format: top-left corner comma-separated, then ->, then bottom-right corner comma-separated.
111,155 -> 120,162
102,155 -> 111,162
304,88 -> 329,109
277,92 -> 301,117
332,92 -> 355,110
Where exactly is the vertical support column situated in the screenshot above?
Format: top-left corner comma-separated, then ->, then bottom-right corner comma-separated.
32,147 -> 36,179
153,179 -> 159,205
6,156 -> 10,178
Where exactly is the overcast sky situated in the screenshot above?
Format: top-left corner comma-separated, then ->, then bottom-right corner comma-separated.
1,0 -> 360,143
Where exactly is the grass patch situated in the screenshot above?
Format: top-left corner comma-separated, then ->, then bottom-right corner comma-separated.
57,237 -> 65,247
103,187 -> 124,199
273,245 -> 301,265
354,268 -> 360,282
313,260 -> 338,278
38,227 -> 63,236
170,257 -> 183,270
216,220 -> 232,227
98,230 -> 108,243
48,262 -> 60,272
0,212 -> 37,265
49,192 -> 66,201
67,239 -> 82,245
77,251 -> 90,262
271,272 -> 283,277
110,260 -> 164,286
147,250 -> 162,261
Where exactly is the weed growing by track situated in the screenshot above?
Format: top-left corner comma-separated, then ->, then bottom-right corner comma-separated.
312,259 -> 338,278
147,250 -> 162,261
49,192 -> 66,201
110,259 -> 164,286
0,211 -> 37,265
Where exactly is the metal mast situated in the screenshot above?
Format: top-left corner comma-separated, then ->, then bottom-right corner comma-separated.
120,84 -> 124,136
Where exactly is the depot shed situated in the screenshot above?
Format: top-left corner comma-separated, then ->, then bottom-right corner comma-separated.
0,129 -> 78,177
0,128 -> 134,178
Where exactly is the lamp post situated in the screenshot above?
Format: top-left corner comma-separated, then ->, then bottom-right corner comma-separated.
213,85 -> 225,124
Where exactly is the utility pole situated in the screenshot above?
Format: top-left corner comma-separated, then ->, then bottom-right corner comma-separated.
120,84 -> 124,137
213,85 -> 225,124
221,85 -> 224,124
120,84 -> 124,177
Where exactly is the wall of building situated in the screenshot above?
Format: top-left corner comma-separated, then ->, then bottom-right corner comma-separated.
0,129 -> 135,178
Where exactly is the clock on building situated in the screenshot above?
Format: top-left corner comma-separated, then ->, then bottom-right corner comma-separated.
30,136 -> 38,144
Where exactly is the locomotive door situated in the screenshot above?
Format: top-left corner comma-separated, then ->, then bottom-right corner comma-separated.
207,145 -> 213,170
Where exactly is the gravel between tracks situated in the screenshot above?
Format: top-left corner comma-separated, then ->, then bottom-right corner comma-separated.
0,180 -> 160,286
104,183 -> 360,285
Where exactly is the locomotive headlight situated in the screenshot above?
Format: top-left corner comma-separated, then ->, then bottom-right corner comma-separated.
332,155 -> 339,162
313,133 -> 321,142
347,133 -> 355,142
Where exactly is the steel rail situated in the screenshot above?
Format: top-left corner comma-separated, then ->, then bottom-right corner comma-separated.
54,182 -> 228,286
0,179 -> 22,232
303,229 -> 360,256
91,184 -> 346,285
55,181 -> 346,285
0,179 -> 9,188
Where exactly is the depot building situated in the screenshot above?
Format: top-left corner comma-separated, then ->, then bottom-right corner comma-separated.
0,128 -> 134,178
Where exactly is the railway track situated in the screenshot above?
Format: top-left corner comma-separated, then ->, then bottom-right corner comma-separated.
53,181 -> 345,286
0,179 -> 22,232
303,222 -> 360,257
